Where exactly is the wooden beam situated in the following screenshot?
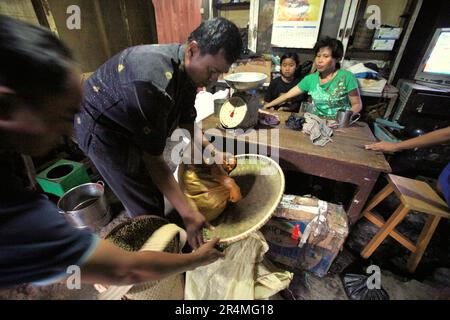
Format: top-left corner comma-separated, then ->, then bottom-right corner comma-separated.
93,0 -> 112,58
30,0 -> 59,37
119,0 -> 133,46
388,0 -> 423,84
21,155 -> 38,191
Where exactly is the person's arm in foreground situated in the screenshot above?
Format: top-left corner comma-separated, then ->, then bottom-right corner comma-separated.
80,237 -> 223,285
365,126 -> 450,152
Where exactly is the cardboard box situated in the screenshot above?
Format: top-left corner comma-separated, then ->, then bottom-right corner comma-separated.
371,39 -> 396,51
374,27 -> 403,39
261,195 -> 349,277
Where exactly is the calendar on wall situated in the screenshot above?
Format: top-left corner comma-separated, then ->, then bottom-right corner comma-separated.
271,0 -> 325,48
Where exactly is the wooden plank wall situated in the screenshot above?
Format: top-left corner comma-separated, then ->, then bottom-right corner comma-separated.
0,0 -> 39,24
43,0 -> 157,72
1,0 -> 158,73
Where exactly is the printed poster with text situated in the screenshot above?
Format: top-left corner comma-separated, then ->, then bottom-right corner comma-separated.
271,0 -> 325,48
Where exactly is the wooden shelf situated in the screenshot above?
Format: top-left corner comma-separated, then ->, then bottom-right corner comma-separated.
348,47 -> 395,53
346,47 -> 394,61
216,2 -> 250,11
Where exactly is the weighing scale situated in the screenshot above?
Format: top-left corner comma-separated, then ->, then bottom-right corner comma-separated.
219,72 -> 267,130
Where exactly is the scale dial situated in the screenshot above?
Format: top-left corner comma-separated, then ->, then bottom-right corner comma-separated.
219,96 -> 248,129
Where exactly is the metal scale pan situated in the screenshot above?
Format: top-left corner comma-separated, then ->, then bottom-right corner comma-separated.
219,72 -> 267,129
223,72 -> 267,91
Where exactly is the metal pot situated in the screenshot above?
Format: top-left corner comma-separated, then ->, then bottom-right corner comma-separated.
58,181 -> 111,230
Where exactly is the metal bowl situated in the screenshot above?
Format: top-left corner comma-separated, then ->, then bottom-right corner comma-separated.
223,72 -> 267,91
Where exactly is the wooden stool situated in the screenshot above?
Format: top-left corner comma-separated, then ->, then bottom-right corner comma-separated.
361,174 -> 450,273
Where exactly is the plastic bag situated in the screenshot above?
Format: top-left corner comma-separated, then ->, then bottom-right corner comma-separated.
178,162 -> 241,222
185,232 -> 293,300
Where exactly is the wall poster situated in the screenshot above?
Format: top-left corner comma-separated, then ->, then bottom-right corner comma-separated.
271,0 -> 326,48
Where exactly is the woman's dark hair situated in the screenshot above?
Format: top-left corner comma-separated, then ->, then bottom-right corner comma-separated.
313,37 -> 344,68
280,52 -> 299,66
0,15 -> 74,104
188,18 -> 243,65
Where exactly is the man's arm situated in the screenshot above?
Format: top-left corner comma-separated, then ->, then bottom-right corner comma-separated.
80,237 -> 222,285
365,126 -> 450,152
180,122 -> 234,166
142,152 -> 207,249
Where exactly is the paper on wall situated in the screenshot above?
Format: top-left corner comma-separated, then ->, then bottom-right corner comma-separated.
271,0 -> 325,48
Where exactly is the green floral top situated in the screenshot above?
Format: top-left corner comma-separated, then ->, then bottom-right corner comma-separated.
297,69 -> 359,117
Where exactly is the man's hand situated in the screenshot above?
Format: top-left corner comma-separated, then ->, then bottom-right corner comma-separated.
182,199 -> 212,249
191,237 -> 225,268
221,177 -> 242,202
365,141 -> 399,153
216,151 -> 236,167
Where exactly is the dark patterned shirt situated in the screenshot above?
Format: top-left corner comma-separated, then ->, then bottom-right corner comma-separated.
78,44 -> 198,155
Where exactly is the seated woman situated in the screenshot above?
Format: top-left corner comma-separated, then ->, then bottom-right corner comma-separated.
264,53 -> 306,112
264,37 -> 362,118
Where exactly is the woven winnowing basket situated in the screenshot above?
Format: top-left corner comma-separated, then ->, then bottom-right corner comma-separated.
203,154 -> 285,245
98,216 -> 186,300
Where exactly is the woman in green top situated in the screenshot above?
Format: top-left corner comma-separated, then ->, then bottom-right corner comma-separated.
264,37 -> 362,118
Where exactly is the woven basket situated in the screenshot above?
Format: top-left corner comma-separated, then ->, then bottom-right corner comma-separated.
97,216 -> 186,300
203,154 -> 285,245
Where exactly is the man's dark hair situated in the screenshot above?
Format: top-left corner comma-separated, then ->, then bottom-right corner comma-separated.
188,18 -> 242,64
0,15 -> 74,104
313,37 -> 344,60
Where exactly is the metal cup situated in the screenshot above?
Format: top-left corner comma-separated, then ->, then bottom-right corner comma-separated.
300,101 -> 316,114
336,109 -> 360,128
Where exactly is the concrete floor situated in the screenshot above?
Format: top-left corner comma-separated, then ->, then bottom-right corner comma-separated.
1,207 -> 449,300
2,141 -> 449,300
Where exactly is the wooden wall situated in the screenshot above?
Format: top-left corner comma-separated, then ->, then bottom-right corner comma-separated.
0,0 -> 39,24
1,0 -> 158,73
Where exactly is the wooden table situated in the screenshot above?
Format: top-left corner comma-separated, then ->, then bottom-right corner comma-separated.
200,111 -> 391,225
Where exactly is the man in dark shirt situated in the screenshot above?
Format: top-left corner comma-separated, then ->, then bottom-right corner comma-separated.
74,18 -> 243,248
0,15 -> 222,289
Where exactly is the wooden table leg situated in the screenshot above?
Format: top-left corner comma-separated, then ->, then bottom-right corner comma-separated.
347,171 -> 381,225
278,152 -> 384,226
